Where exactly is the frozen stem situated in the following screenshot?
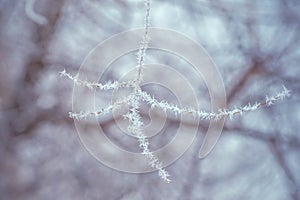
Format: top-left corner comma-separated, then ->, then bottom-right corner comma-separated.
59,69 -> 135,91
125,90 -> 171,183
135,0 -> 151,84
140,86 -> 291,120
69,96 -> 130,120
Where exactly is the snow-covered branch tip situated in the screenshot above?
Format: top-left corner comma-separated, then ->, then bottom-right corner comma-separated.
265,85 -> 291,106
205,85 -> 291,120
59,69 -> 135,91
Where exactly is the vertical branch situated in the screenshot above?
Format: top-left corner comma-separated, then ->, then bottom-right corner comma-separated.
124,91 -> 171,183
135,0 -> 151,84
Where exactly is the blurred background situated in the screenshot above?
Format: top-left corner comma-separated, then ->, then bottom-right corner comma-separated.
0,0 -> 299,199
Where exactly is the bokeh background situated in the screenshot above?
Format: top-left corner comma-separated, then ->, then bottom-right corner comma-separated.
0,0 -> 299,199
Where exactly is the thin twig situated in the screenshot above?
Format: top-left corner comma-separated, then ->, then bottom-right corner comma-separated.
135,0 -> 151,84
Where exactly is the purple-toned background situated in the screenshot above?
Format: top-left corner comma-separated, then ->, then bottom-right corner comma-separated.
0,0 -> 299,199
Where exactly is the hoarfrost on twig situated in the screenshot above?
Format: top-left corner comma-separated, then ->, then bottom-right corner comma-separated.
60,0 -> 291,183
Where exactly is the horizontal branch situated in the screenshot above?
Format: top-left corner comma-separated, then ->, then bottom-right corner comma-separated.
59,69 -> 135,91
139,86 -> 291,121
69,96 -> 130,120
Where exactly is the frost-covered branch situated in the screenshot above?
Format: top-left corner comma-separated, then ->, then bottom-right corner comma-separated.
59,0 -> 292,184
69,96 -> 130,120
139,86 -> 291,120
125,90 -> 171,183
59,69 -> 135,91
135,0 -> 151,83
265,85 -> 291,106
